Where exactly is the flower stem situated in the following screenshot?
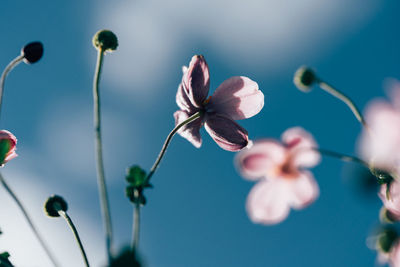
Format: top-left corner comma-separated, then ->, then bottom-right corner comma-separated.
316,78 -> 368,129
0,55 -> 24,120
316,148 -> 369,167
146,111 -> 202,182
0,172 -> 60,267
55,204 -> 90,267
131,193 -> 140,251
93,48 -> 113,263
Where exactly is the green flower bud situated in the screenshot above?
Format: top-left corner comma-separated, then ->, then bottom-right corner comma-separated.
377,226 -> 398,253
294,66 -> 317,92
92,30 -> 118,52
44,195 -> 68,217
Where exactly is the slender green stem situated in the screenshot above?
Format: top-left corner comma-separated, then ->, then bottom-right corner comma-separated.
56,205 -> 90,267
0,55 -> 24,120
0,172 -> 60,267
132,193 -> 140,251
93,48 -> 113,264
316,148 -> 369,167
316,78 -> 368,129
146,111 -> 202,182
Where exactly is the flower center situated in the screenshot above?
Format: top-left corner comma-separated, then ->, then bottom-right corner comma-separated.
202,96 -> 212,105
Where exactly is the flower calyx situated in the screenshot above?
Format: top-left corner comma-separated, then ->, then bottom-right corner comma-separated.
125,165 -> 152,205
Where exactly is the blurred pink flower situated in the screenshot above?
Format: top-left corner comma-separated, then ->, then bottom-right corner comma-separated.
174,55 -> 264,151
236,127 -> 320,224
358,79 -> 400,174
0,130 -> 17,166
379,181 -> 400,221
390,242 -> 400,267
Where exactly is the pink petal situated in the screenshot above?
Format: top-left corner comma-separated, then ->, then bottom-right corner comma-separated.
182,55 -> 210,108
207,76 -> 264,120
176,83 -> 195,113
281,127 -> 320,168
379,181 -> 400,218
235,140 -> 286,181
204,114 -> 248,151
288,171 -> 319,209
0,130 -> 17,164
173,110 -> 203,148
359,101 -> 400,170
390,242 -> 400,267
246,179 -> 291,225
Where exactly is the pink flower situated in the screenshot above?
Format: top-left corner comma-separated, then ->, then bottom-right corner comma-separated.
379,181 -> 400,221
390,242 -> 400,267
174,55 -> 264,151
235,127 -> 320,224
0,130 -> 17,166
358,80 -> 400,174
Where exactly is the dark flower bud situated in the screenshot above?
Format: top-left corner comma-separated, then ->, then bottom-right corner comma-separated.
92,30 -> 118,52
44,195 -> 68,217
294,66 -> 317,92
21,42 -> 44,64
377,226 -> 398,253
380,207 -> 399,224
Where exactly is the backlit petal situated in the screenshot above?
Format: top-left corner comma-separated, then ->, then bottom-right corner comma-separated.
174,110 -> 203,148
176,83 -> 196,112
235,140 -> 286,181
182,55 -> 210,108
204,114 -> 248,151
207,76 -> 264,120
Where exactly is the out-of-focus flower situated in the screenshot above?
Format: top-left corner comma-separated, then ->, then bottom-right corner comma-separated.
389,241 -> 400,267
379,181 -> 400,221
0,130 -> 17,166
359,80 -> 400,175
174,55 -> 264,152
235,127 -> 320,224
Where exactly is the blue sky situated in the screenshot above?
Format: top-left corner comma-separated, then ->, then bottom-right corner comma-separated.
0,0 -> 398,266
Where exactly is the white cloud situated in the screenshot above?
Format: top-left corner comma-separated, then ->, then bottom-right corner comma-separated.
94,0 -> 380,96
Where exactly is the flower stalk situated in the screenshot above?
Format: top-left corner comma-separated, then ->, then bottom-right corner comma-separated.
93,46 -> 113,263
146,111 -> 202,182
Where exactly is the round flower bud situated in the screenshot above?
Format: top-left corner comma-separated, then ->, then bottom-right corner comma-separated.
21,42 -> 44,64
294,66 -> 317,92
92,30 -> 118,52
44,195 -> 68,217
377,226 -> 398,253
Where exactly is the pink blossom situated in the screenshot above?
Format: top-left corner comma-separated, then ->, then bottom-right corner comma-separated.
174,55 -> 264,152
358,80 -> 400,174
379,181 -> 400,221
0,130 -> 17,166
235,127 -> 320,224
390,242 -> 400,267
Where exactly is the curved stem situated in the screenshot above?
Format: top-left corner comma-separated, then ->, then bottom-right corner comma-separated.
317,78 -> 368,129
316,148 -> 369,167
131,196 -> 140,251
146,111 -> 202,182
0,55 -> 24,120
57,207 -> 90,267
0,172 -> 60,267
93,49 -> 113,263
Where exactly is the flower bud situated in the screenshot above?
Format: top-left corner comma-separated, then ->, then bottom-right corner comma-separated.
21,42 -> 44,64
380,207 -> 399,224
44,195 -> 68,217
0,130 -> 17,166
92,30 -> 118,52
377,226 -> 398,253
294,66 -> 317,92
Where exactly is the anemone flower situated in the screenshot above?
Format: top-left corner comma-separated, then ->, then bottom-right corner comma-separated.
358,79 -> 400,174
174,55 -> 264,152
236,127 -> 320,224
0,130 -> 17,166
